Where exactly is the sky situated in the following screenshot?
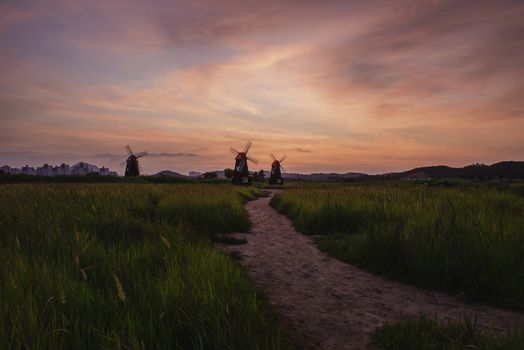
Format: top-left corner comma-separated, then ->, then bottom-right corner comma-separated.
1,0 -> 523,175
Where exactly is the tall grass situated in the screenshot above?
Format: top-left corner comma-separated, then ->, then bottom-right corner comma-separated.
375,315 -> 524,350
0,183 -> 291,349
271,184 -> 524,309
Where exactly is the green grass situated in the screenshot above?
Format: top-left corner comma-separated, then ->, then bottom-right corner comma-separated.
0,183 -> 292,349
271,184 -> 524,310
375,315 -> 524,350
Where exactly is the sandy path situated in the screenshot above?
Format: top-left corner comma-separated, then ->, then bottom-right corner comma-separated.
218,191 -> 524,350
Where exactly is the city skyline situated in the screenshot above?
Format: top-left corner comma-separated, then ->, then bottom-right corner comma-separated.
1,0 -> 523,174
0,161 -> 116,176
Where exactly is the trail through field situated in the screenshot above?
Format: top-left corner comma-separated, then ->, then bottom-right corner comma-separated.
217,191 -> 524,350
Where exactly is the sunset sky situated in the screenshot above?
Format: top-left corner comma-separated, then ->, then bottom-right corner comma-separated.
1,0 -> 523,175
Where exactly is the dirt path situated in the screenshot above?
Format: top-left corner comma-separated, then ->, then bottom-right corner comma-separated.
218,191 -> 524,350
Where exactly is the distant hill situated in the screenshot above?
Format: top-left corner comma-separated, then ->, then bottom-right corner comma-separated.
375,161 -> 524,180
184,170 -> 365,181
182,161 -> 524,182
283,172 -> 366,181
152,170 -> 191,179
188,170 -> 228,179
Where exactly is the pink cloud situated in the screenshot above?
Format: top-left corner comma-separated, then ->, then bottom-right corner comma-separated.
1,0 -> 523,173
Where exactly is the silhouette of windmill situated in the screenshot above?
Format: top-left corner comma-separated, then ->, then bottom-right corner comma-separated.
121,145 -> 148,176
229,141 -> 258,185
269,154 -> 286,185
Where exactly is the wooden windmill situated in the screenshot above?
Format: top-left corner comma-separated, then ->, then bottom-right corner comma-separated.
122,145 -> 148,176
269,154 -> 286,185
229,141 -> 258,185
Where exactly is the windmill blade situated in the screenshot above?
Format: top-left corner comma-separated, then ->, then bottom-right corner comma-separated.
243,140 -> 252,153
135,151 -> 148,158
270,153 -> 277,161
247,155 -> 259,164
230,147 -> 240,155
125,145 -> 133,156
280,164 -> 286,173
120,160 -> 127,167
279,155 -> 287,163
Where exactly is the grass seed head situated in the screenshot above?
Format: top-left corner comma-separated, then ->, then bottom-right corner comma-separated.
80,269 -> 88,281
114,274 -> 127,302
59,286 -> 66,304
160,234 -> 171,249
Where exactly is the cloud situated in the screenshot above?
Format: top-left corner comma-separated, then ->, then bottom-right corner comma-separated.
1,0 -> 523,173
147,152 -> 198,158
94,152 -> 198,159
0,151 -> 41,156
283,0 -> 524,122
295,148 -> 313,153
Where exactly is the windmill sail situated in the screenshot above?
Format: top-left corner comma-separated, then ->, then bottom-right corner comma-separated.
230,141 -> 257,185
269,153 -> 286,185
123,145 -> 147,177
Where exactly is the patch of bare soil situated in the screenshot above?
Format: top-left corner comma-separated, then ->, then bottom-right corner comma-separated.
217,192 -> 524,350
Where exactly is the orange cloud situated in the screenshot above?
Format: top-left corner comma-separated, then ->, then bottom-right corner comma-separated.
1,0 -> 523,174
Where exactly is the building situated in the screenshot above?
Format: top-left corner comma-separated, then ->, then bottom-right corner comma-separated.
2,162 -> 115,176
53,163 -> 70,176
71,162 -> 99,176
1,165 -> 22,175
37,164 -> 54,176
21,165 -> 36,176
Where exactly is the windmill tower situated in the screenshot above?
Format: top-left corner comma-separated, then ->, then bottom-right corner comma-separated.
269,154 -> 286,185
229,141 -> 258,185
121,145 -> 148,176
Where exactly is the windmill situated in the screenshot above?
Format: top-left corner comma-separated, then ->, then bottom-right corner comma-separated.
121,145 -> 148,176
269,154 -> 287,185
229,141 -> 258,185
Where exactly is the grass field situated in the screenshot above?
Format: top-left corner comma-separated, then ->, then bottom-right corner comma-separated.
375,315 -> 524,350
271,183 -> 524,310
0,183 -> 291,349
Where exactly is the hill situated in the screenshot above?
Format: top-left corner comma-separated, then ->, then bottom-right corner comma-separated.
182,161 -> 524,182
376,161 -> 524,180
152,170 -> 192,179
282,172 -> 365,181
